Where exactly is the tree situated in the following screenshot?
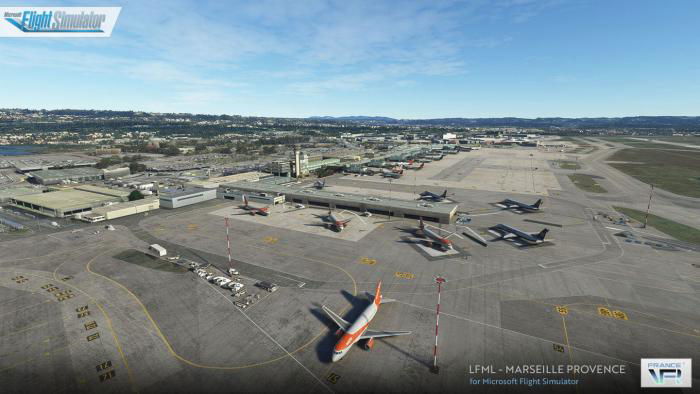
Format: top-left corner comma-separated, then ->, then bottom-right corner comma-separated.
129,161 -> 146,174
95,156 -> 122,169
128,190 -> 144,201
160,144 -> 180,156
262,145 -> 277,154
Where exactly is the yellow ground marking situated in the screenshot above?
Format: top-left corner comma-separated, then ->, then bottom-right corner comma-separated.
560,316 -> 579,393
85,246 -> 358,371
597,306 -> 612,318
263,236 -> 279,244
565,302 -> 698,334
187,224 -> 199,231
394,272 -> 415,280
612,310 -> 628,320
359,257 -> 377,265
556,306 -> 568,315
45,254 -> 139,394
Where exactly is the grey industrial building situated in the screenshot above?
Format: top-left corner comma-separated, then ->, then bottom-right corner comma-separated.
28,167 -> 104,185
8,186 -> 130,218
159,188 -> 217,209
218,181 -> 457,223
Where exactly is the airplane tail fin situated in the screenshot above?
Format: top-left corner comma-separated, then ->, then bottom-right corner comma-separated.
441,190 -> 447,198
373,281 -> 382,306
537,228 -> 549,240
533,199 -> 543,208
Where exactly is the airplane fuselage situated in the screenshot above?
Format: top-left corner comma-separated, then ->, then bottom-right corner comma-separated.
328,213 -> 346,231
419,193 -> 444,202
332,302 -> 378,362
493,224 -> 543,244
502,199 -> 539,212
421,226 -> 453,250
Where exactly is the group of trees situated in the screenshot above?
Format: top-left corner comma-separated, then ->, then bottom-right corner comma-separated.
95,154 -> 147,173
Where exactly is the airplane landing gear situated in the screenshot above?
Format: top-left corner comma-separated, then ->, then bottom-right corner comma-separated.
364,337 -> 375,350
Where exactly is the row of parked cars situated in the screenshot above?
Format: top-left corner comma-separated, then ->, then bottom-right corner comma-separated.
193,267 -> 246,294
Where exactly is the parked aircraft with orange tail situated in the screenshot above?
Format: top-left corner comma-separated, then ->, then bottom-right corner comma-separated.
238,195 -> 269,216
322,281 -> 411,362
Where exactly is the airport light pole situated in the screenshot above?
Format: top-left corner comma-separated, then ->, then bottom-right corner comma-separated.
431,275 -> 446,374
224,217 -> 232,268
643,184 -> 654,229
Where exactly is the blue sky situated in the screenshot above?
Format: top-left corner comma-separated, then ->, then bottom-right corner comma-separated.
1,0 -> 699,118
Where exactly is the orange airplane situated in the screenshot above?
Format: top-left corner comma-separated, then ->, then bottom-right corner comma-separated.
322,281 -> 411,362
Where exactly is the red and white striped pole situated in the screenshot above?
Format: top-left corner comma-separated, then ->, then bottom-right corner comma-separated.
224,217 -> 232,268
431,276 -> 446,374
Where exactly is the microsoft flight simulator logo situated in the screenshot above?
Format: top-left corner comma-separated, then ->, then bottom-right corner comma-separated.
0,7 -> 120,37
641,359 -> 692,388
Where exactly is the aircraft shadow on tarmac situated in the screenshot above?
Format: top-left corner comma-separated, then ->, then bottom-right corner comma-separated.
309,290 -> 429,366
394,226 -> 470,261
488,202 -> 544,215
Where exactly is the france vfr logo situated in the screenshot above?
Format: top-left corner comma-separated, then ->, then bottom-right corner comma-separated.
641,359 -> 692,388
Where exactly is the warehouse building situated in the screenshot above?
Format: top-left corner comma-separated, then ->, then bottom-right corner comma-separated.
28,167 -> 104,185
159,187 -> 217,209
8,186 -> 130,218
0,186 -> 43,203
80,198 -> 160,222
73,185 -> 131,201
218,182 -> 457,223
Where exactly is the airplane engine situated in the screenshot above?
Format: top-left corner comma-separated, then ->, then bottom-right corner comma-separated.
364,337 -> 375,350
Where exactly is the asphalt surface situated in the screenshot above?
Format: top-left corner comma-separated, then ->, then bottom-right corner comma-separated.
0,148 -> 698,393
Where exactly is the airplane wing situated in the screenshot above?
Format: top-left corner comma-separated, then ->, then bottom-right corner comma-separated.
360,329 -> 412,339
322,305 -> 350,331
502,233 -> 517,239
365,292 -> 396,304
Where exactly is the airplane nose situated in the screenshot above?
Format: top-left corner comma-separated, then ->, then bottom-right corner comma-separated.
331,352 -> 344,362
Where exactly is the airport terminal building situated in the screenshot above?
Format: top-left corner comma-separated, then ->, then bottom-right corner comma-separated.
218,181 -> 457,223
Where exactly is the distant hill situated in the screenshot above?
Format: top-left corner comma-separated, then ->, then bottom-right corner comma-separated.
309,116 -> 398,123
308,116 -> 700,128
